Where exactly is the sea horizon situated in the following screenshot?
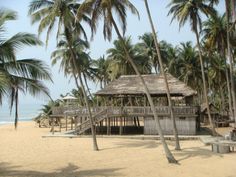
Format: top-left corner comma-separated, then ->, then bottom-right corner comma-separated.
0,103 -> 43,125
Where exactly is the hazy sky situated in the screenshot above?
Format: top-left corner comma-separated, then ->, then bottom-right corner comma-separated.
0,0 -> 225,107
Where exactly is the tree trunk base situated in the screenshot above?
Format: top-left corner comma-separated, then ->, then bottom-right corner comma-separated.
93,147 -> 99,151
167,157 -> 178,164
175,147 -> 181,151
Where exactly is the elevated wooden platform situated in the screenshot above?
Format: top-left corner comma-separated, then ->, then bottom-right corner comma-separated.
50,106 -> 199,135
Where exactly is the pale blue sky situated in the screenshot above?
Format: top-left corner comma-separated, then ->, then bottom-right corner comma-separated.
0,0 -> 224,107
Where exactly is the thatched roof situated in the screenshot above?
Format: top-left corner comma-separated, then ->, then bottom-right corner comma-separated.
96,74 -> 197,97
62,95 -> 77,100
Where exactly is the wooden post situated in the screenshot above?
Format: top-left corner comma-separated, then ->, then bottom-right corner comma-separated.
137,117 -> 140,127
144,95 -> 147,106
134,117 -> 137,126
59,117 -> 62,132
71,117 -> 73,130
66,115 -> 68,131
52,117 -> 54,135
120,97 -> 124,135
108,118 -> 111,135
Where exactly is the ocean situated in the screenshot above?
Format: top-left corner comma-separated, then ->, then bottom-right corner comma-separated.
0,103 -> 42,125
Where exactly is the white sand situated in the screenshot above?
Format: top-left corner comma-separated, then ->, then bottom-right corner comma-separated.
0,121 -> 235,177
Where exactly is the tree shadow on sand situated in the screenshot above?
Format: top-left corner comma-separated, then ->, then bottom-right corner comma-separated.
100,139 -> 159,150
0,162 -> 123,177
172,145 -> 227,162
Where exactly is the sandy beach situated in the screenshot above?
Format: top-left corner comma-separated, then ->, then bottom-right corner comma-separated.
0,121 -> 235,177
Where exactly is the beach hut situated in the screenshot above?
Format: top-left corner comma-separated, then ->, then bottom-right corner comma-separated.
62,95 -> 78,106
51,74 -> 199,135
93,74 -> 199,135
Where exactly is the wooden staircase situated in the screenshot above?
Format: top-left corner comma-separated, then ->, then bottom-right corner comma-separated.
75,108 -> 108,134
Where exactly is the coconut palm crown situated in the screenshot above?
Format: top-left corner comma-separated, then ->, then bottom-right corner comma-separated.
77,0 -> 139,41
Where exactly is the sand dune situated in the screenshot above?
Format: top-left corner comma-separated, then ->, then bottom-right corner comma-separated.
0,121 -> 235,177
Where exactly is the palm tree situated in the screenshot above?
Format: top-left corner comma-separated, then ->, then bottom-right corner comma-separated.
93,56 -> 110,89
207,54 -> 227,114
168,0 -> 217,135
107,37 -> 151,80
78,0 -> 177,163
144,0 -> 181,150
201,13 -> 233,118
0,9 -> 52,129
176,42 -> 202,93
137,33 -> 158,73
225,0 -> 236,126
29,0 -> 99,150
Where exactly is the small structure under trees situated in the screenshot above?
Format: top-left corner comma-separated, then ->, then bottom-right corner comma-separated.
51,74 -> 200,135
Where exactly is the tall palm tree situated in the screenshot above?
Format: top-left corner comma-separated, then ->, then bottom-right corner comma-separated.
144,0 -> 181,150
201,13 -> 233,118
78,0 -> 177,163
0,9 -> 52,129
225,0 -> 236,126
207,54 -> 227,114
29,0 -> 99,150
168,0 -> 217,135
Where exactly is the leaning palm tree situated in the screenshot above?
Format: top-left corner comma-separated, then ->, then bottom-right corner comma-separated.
78,0 -> 177,163
0,8 -> 52,129
144,0 -> 181,150
29,0 -> 99,150
168,0 -> 217,135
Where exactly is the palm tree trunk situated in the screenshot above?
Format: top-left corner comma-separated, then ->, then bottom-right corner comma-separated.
225,67 -> 234,118
195,28 -> 217,136
65,33 -> 99,151
231,0 -> 236,22
78,73 -> 99,151
220,85 -> 225,115
14,89 -> 18,130
144,0 -> 180,150
83,72 -> 94,101
226,0 -> 236,127
221,47 -> 234,119
111,16 -> 177,163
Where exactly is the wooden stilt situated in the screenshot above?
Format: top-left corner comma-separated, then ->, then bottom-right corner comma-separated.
107,118 -> 111,135
119,117 -> 123,135
71,117 -> 73,130
59,117 -> 62,132
134,117 -> 137,126
52,117 -> 54,135
66,115 -> 68,131
137,117 -> 140,127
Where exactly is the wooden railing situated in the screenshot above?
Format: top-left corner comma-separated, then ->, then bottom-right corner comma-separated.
76,109 -> 108,134
52,106 -> 199,117
51,106 -> 199,134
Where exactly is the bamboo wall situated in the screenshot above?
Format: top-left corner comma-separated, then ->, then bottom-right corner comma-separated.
144,116 -> 197,135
